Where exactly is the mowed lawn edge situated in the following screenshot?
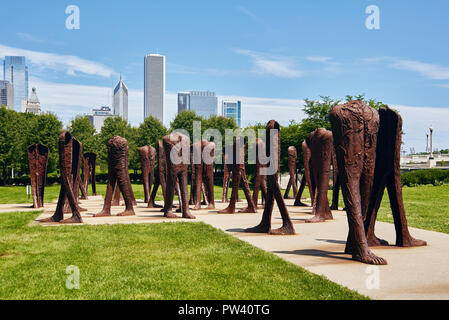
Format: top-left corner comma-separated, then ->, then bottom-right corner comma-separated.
0,211 -> 367,300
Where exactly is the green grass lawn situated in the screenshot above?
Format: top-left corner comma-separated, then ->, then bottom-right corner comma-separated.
0,211 -> 365,300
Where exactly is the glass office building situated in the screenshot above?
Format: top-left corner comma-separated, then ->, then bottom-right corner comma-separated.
177,91 -> 218,118
222,100 -> 242,127
113,76 -> 128,121
0,80 -> 14,110
144,54 -> 165,123
3,56 -> 28,112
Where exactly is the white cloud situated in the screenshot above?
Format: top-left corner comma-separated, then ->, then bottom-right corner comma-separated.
0,44 -> 117,78
306,56 -> 334,63
391,59 -> 449,80
233,49 -> 305,78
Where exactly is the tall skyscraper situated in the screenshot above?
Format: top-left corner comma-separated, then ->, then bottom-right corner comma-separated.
0,80 -> 14,110
3,56 -> 28,112
222,100 -> 242,127
113,75 -> 128,120
177,91 -> 218,118
144,54 -> 165,123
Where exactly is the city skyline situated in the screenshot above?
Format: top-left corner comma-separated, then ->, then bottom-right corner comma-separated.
0,1 -> 449,152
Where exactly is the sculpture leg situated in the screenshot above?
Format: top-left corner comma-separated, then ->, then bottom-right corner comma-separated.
193,163 -> 203,210
179,171 -> 195,219
94,169 -> 117,217
294,175 -> 308,207
238,169 -> 257,213
203,164 -> 215,209
330,152 -> 340,210
163,170 -> 178,219
148,167 -> 163,208
112,180 -> 121,206
219,165 -> 241,214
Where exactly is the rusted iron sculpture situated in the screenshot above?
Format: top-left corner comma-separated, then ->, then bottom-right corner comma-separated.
40,132 -> 84,224
191,140 -> 216,210
330,151 -> 340,210
330,100 -> 426,265
139,146 -> 156,204
245,121 -> 295,235
94,136 -> 135,217
306,128 -> 333,223
293,175 -> 308,207
62,139 -> 87,213
162,132 -> 195,219
147,141 -> 165,208
83,153 -> 97,196
252,138 -> 267,209
283,146 -> 299,199
365,107 -> 427,248
27,144 -> 49,208
219,137 -> 256,214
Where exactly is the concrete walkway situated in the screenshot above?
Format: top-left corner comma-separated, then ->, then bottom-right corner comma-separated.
5,196 -> 448,300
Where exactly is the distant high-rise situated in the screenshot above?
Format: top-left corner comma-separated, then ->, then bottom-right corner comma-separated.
0,80 -> 14,110
113,75 -> 128,120
3,56 -> 28,112
177,91 -> 218,118
89,106 -> 115,133
23,87 -> 41,115
144,54 -> 165,123
222,100 -> 242,127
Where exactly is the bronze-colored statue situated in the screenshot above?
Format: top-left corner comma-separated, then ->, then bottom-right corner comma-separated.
245,121 -> 295,235
365,107 -> 427,248
191,140 -> 216,210
63,140 -> 87,213
162,133 -> 195,219
219,137 -> 256,214
83,153 -> 97,196
94,136 -> 135,217
293,175 -> 308,207
283,146 -> 298,199
27,144 -> 49,208
147,141 -> 165,208
252,138 -> 267,209
139,146 -> 156,204
306,128 -> 333,223
330,151 -> 340,210
40,132 -> 83,224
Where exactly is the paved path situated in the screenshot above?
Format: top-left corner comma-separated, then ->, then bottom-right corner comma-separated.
4,196 -> 447,300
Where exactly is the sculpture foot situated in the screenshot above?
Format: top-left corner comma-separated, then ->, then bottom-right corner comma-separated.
294,201 -> 308,207
79,207 -> 88,212
397,236 -> 427,248
93,211 -> 112,218
218,207 -> 235,214
60,216 -> 83,224
269,224 -> 296,235
245,223 -> 270,233
117,210 -> 135,217
206,203 -> 215,210
305,215 -> 327,223
182,212 -> 196,220
192,205 -> 202,211
39,216 -> 61,223
238,206 -> 257,214
367,236 -> 390,247
176,208 -> 182,213
353,250 -> 387,265
147,202 -> 163,209
164,211 -> 178,219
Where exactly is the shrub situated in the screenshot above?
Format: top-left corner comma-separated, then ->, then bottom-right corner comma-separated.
401,169 -> 449,187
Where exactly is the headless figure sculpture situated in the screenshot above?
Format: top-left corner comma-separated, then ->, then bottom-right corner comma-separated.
191,140 -> 216,210
252,138 -> 268,209
219,137 -> 256,214
83,153 -> 97,197
147,141 -> 166,208
245,121 -> 295,235
283,146 -> 299,199
162,133 -> 195,219
365,107 -> 427,248
306,128 -> 334,223
139,145 -> 156,204
27,144 -> 49,208
94,136 -> 135,217
40,132 -> 83,224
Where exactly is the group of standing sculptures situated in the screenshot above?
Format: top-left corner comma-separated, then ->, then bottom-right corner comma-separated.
33,100 -> 426,265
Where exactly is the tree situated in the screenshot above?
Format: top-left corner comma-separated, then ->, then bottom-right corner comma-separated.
170,111 -> 204,143
136,115 -> 168,149
67,115 -> 99,154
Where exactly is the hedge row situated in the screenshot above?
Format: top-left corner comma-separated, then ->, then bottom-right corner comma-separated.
401,169 -> 449,187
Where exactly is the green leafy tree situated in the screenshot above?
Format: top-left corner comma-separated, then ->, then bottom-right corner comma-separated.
136,115 -> 168,149
170,111 -> 204,143
67,115 -> 99,154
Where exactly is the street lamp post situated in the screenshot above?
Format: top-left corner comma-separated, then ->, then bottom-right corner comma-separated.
426,133 -> 429,153
429,127 -> 434,160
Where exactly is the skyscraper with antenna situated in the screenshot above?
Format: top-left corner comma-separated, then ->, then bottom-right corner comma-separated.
113,74 -> 128,121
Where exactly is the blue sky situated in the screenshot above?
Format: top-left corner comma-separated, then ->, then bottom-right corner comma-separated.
1,0 -> 449,151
